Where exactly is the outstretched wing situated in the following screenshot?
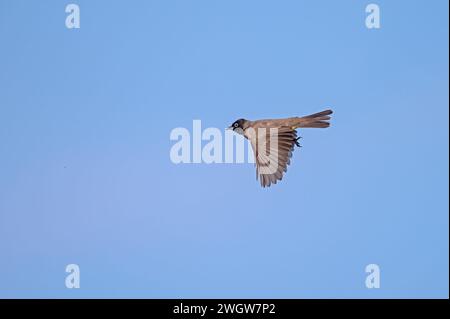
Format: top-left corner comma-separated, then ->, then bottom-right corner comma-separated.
248,126 -> 299,187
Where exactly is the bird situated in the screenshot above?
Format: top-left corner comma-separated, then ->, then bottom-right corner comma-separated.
228,109 -> 333,187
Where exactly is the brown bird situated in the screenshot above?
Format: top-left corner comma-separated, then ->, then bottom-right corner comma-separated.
228,109 -> 333,187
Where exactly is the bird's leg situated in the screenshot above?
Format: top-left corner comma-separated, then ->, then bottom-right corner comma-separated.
295,136 -> 302,147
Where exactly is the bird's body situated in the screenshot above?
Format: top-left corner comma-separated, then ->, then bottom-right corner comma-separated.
229,109 -> 333,187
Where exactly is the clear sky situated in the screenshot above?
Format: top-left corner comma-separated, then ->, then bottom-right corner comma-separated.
0,0 -> 448,298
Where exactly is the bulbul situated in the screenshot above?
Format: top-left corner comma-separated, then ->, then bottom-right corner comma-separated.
228,109 -> 333,187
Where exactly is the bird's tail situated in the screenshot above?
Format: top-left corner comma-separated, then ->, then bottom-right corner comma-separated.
295,109 -> 333,128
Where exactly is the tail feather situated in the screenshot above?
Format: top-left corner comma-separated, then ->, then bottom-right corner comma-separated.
297,109 -> 333,128
302,109 -> 333,119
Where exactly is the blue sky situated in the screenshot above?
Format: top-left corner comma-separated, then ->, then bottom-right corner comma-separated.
0,0 -> 448,298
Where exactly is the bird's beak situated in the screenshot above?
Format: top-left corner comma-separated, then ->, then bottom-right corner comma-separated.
226,126 -> 232,130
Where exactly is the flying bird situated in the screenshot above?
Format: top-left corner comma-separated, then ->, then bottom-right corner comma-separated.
228,109 -> 333,187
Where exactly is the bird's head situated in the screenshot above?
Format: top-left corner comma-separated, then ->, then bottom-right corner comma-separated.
228,118 -> 247,134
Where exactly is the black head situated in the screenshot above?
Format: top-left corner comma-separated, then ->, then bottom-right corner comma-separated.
229,118 -> 246,131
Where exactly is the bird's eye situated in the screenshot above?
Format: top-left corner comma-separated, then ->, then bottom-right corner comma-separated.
234,123 -> 239,128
